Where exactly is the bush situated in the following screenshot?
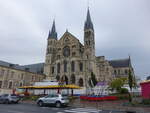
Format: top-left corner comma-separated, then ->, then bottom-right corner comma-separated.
110,93 -> 129,100
119,88 -> 129,94
142,99 -> 150,105
22,95 -> 41,101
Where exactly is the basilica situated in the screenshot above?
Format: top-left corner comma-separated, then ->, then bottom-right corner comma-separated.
0,9 -> 135,94
43,9 -> 134,87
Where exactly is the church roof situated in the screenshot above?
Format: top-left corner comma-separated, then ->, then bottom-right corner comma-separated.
109,58 -> 130,68
0,60 -> 44,74
59,30 -> 84,47
48,20 -> 57,40
84,8 -> 94,30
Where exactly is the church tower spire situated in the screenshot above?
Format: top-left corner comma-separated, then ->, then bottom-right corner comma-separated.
84,8 -> 95,57
48,20 -> 57,40
84,8 -> 94,31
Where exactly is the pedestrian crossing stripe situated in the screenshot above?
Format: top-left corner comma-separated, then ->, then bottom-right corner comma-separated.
63,107 -> 102,113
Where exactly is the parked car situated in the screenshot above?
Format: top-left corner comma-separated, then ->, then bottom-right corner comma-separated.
37,94 -> 69,107
0,94 -> 20,104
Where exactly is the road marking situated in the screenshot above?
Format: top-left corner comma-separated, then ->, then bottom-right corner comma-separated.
7,110 -> 25,113
63,107 -> 101,113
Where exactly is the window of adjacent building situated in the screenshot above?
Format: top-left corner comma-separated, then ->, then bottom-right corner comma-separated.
106,68 -> 109,71
64,60 -> 67,72
8,81 -> 13,89
118,70 -> 120,75
79,62 -> 83,72
0,81 -> 2,88
19,82 -> 23,87
7,70 -> 9,76
32,76 -> 35,81
57,63 -> 60,73
125,69 -> 128,74
114,70 -> 117,75
52,67 -> 54,74
21,73 -> 24,79
1,69 -> 5,76
11,71 -> 14,78
71,61 -> 75,72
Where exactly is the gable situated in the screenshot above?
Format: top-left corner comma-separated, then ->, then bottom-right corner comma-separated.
58,31 -> 83,46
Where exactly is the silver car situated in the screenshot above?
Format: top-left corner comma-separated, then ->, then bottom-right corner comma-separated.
0,94 -> 20,104
37,94 -> 69,107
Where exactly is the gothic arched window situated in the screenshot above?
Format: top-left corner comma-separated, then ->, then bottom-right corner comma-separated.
79,62 -> 83,72
52,66 -> 54,74
0,81 -> 2,88
64,60 -> 67,72
57,63 -> 60,73
79,78 -> 83,87
71,61 -> 75,72
63,46 -> 70,57
56,75 -> 60,81
61,75 -> 68,85
71,74 -> 75,84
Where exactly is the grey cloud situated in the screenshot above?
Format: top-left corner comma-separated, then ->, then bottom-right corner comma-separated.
0,0 -> 150,79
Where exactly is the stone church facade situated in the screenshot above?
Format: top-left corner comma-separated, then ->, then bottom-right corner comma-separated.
44,9 -> 134,87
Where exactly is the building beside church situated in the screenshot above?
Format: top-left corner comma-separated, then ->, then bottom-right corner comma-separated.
44,9 -> 134,87
0,61 -> 45,94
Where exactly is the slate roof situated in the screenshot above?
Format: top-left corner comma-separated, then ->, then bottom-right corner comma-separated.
109,58 -> 130,68
21,63 -> 44,74
0,60 -> 44,74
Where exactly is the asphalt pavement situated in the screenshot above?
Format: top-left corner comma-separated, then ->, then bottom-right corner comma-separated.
0,103 -> 132,113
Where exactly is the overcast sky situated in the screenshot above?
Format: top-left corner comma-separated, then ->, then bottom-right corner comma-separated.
0,0 -> 150,79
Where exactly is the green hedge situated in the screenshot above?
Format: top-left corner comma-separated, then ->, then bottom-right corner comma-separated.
142,99 -> 150,105
22,95 -> 42,101
110,93 -> 129,100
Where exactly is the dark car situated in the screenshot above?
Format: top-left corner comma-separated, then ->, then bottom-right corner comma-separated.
0,94 -> 20,104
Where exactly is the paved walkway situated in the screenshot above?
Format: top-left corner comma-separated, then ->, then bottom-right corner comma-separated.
70,98 -> 150,113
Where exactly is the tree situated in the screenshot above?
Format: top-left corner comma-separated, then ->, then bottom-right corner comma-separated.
89,72 -> 97,87
128,69 -> 134,102
128,69 -> 133,92
88,72 -> 97,94
110,77 -> 127,93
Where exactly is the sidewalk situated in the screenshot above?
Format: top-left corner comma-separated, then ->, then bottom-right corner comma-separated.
70,98 -> 150,113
